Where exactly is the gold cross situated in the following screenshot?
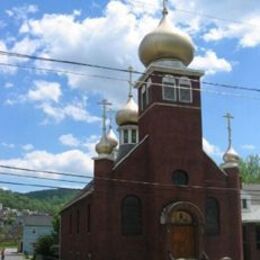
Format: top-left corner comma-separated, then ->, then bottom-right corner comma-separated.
223,112 -> 234,148
128,66 -> 134,97
98,99 -> 112,135
162,0 -> 168,15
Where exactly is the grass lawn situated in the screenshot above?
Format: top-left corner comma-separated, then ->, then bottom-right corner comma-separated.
0,241 -> 18,248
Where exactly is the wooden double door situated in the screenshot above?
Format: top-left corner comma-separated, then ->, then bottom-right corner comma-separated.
169,224 -> 196,259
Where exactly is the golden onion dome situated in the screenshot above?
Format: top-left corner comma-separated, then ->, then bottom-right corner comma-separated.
138,10 -> 194,67
106,127 -> 118,148
95,135 -> 114,155
223,146 -> 240,164
116,96 -> 138,126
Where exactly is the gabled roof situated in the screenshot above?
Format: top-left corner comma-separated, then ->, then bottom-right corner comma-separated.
113,135 -> 149,170
60,181 -> 94,212
23,215 -> 52,227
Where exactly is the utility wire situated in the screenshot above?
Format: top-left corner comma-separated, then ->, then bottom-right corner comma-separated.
0,164 -> 90,179
0,171 -> 86,185
0,50 -> 130,74
1,51 -> 260,95
0,180 -> 77,190
0,62 -> 260,101
0,164 -> 254,193
132,0 -> 257,27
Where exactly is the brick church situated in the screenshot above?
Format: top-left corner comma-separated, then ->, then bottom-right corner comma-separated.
60,3 -> 243,260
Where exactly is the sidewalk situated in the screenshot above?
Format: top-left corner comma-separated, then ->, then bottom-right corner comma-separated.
4,248 -> 24,260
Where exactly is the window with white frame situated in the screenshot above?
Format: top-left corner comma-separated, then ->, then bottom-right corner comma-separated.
162,75 -> 177,101
131,129 -> 137,143
179,77 -> 192,103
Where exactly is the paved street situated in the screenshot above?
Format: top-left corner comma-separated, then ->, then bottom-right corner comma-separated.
3,248 -> 23,260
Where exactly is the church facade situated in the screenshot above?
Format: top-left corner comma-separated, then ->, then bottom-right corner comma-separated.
60,4 -> 243,260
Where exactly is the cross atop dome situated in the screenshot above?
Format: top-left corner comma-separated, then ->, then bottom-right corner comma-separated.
98,99 -> 112,136
162,0 -> 169,16
223,112 -> 234,149
128,66 -> 134,98
222,112 -> 240,166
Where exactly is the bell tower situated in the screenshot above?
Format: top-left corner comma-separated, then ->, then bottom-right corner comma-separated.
135,1 -> 204,184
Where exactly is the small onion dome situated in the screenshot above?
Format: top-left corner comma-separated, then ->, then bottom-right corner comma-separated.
138,13 -> 194,67
107,128 -> 118,148
95,135 -> 113,155
116,97 -> 138,126
223,146 -> 240,164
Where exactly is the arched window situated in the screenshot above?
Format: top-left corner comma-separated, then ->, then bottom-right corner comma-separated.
122,195 -> 142,236
162,75 -> 177,101
205,197 -> 220,235
179,77 -> 192,103
172,170 -> 189,186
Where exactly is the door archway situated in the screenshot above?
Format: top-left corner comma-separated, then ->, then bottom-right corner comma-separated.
161,201 -> 205,259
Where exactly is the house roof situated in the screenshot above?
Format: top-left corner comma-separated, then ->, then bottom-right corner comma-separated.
242,184 -> 260,223
23,215 -> 52,226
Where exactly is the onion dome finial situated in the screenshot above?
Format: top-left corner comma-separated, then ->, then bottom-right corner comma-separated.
95,99 -> 114,156
222,113 -> 240,165
138,0 -> 194,67
116,66 -> 138,126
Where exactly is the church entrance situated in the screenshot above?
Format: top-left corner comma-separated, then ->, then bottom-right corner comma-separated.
169,211 -> 196,258
160,201 -> 205,260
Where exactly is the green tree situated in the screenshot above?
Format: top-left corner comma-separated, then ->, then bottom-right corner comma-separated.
33,215 -> 60,259
33,235 -> 54,257
240,154 -> 260,183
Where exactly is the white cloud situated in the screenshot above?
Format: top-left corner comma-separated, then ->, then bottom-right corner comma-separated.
39,101 -> 100,124
203,15 -> 260,48
242,144 -> 256,151
6,4 -> 38,20
59,134 -> 100,154
11,37 -> 39,56
0,186 -> 9,191
22,144 -> 34,151
13,0 -> 243,106
27,80 -> 62,103
202,138 -> 223,157
16,1 -> 155,104
0,149 -> 94,177
191,50 -> 232,75
0,41 -> 16,74
4,82 -> 14,89
1,142 -> 15,149
59,134 -> 80,147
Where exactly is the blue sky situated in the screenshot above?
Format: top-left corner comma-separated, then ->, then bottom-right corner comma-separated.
0,0 -> 260,193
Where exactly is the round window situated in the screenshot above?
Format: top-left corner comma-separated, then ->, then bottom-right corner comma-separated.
172,170 -> 188,186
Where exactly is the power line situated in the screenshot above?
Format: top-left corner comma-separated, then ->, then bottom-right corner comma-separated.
1,51 -> 260,94
132,0 -> 257,27
0,164 -> 90,179
0,171 -> 86,185
0,50 -> 130,74
0,180 -> 78,190
0,164 -> 256,193
1,62 -> 260,100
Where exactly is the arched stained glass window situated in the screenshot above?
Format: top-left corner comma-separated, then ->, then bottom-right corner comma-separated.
205,197 -> 220,235
122,195 -> 142,236
162,75 -> 177,101
179,77 -> 192,103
